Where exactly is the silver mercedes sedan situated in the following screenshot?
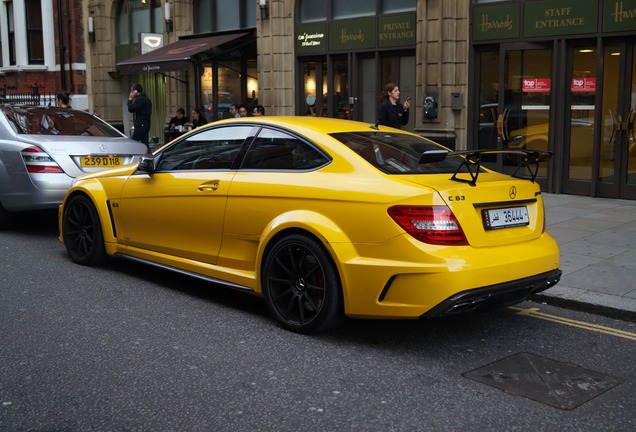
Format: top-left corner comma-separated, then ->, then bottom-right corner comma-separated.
0,105 -> 149,229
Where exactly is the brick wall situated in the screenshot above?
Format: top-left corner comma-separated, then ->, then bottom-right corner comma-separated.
0,1 -> 87,97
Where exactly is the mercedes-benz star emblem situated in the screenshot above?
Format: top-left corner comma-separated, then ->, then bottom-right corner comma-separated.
509,186 -> 517,199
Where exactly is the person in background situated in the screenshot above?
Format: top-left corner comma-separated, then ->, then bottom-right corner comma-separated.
252,105 -> 265,116
185,108 -> 208,129
169,107 -> 189,131
376,82 -> 410,129
127,83 -> 152,146
238,105 -> 248,117
55,91 -> 71,108
229,104 -> 240,118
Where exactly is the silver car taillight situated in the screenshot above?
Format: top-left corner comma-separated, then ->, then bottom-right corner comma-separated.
21,146 -> 64,173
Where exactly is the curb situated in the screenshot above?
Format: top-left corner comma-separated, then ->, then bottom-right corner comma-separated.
530,287 -> 636,323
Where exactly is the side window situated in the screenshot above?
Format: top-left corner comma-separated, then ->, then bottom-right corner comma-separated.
241,128 -> 330,170
156,126 -> 253,171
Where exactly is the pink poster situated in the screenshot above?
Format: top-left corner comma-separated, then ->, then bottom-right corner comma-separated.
522,78 -> 551,92
571,77 -> 596,92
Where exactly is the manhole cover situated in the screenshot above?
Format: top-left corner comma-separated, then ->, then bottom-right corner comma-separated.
463,352 -> 623,410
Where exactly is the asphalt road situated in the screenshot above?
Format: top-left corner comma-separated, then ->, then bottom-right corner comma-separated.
1,210 -> 635,431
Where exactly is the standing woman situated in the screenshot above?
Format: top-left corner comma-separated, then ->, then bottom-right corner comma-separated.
377,83 -> 410,129
55,91 -> 71,108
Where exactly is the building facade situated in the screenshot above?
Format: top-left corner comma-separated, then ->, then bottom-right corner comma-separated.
0,0 -> 89,108
83,0 -> 468,150
471,0 -> 636,200
2,1 -> 634,200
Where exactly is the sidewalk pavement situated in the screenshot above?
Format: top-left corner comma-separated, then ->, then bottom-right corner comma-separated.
531,193 -> 636,320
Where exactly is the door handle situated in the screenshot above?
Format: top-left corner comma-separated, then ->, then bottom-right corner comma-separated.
615,114 -> 623,131
503,109 -> 511,141
198,181 -> 220,191
496,113 -> 505,144
496,109 -> 511,144
609,110 -> 619,144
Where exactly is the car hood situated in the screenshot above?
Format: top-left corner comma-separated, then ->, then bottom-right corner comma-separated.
400,172 -> 546,247
18,135 -> 148,178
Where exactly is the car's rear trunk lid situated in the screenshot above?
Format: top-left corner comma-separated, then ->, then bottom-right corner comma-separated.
402,172 -> 546,248
19,135 -> 148,178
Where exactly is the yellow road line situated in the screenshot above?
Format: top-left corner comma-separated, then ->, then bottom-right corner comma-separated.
509,306 -> 636,341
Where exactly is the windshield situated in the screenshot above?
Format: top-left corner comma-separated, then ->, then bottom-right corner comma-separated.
1,106 -> 124,137
331,132 -> 464,174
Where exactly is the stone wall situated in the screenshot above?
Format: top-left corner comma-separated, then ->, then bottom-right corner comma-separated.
257,0 -> 295,116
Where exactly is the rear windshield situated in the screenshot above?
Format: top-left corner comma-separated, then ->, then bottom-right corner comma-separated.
1,106 -> 123,137
331,131 -> 464,174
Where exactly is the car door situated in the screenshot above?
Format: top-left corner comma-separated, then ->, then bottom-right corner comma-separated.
118,125 -> 255,264
220,127 -> 331,273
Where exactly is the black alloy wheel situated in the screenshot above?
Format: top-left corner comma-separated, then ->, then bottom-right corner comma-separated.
262,234 -> 342,334
63,195 -> 106,266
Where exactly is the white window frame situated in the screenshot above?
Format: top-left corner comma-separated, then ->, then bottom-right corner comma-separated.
0,0 -> 55,70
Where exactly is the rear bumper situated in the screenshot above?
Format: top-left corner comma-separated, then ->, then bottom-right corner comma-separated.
337,231 -> 560,319
421,269 -> 562,318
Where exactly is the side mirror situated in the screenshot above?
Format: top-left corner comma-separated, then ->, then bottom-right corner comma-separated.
137,156 -> 155,173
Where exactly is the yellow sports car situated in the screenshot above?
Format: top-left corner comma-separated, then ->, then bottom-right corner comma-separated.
59,117 -> 560,333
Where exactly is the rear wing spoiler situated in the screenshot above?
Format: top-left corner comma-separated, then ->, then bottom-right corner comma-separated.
419,149 -> 552,186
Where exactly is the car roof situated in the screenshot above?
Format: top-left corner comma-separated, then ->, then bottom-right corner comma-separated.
209,116 -> 416,136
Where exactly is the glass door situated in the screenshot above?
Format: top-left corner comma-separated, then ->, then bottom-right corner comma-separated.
596,40 -> 636,199
562,43 -> 597,195
500,44 -> 553,187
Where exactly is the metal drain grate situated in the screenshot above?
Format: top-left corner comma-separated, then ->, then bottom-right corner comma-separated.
463,352 -> 623,410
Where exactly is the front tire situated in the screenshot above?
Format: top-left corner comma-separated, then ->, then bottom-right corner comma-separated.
262,234 -> 342,334
62,195 -> 106,266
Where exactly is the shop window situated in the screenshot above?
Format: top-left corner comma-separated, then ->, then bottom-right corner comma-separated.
333,0 -> 375,19
299,0 -> 413,21
381,0 -> 416,14
200,58 -> 257,122
115,0 -> 162,48
195,0 -> 256,33
246,59 -> 258,110
300,2 -> 326,23
116,4 -> 130,47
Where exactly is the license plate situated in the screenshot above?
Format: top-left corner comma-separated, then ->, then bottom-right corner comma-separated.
81,156 -> 123,168
483,206 -> 529,230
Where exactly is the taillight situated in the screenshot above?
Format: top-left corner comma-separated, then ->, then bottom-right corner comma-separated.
541,201 -> 546,233
21,146 -> 64,173
388,205 -> 468,245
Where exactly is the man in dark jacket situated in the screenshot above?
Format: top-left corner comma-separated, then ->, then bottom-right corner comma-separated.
127,83 -> 152,146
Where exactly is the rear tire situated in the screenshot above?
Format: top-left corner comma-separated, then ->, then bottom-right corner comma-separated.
262,234 -> 342,334
62,195 -> 106,266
